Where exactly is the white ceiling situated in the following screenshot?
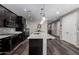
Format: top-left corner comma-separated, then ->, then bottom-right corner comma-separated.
2,4 -> 79,22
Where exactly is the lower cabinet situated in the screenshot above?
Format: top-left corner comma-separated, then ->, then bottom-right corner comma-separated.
0,32 -> 28,54
29,39 -> 43,55
0,37 -> 11,52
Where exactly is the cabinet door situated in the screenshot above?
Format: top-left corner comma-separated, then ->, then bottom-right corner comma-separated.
5,12 -> 15,27
0,38 -> 10,52
11,36 -> 16,49
0,6 -> 5,17
0,6 -> 6,27
0,5 -> 17,27
8,13 -> 15,27
16,16 -> 24,31
29,39 -> 43,55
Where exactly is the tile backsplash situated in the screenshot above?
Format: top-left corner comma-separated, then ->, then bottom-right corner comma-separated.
0,28 -> 15,34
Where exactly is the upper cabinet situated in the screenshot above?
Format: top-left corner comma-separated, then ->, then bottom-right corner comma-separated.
5,12 -> 17,27
0,5 -> 17,27
0,6 -> 6,27
16,16 -> 26,31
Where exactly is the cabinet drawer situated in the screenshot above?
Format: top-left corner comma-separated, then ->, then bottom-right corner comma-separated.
0,47 -> 4,52
0,45 -> 10,52
0,38 -> 10,43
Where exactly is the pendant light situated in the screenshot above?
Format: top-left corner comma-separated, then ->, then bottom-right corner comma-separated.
40,4 -> 46,24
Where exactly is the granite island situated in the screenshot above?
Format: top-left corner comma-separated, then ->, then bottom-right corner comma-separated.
27,31 -> 55,55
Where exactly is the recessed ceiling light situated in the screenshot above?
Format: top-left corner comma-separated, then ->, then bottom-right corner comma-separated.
56,11 -> 60,14
24,8 -> 27,11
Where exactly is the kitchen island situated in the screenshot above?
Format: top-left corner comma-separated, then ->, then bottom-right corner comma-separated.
27,31 -> 55,55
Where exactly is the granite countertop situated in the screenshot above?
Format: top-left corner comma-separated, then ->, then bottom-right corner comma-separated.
0,35 -> 12,39
27,31 -> 55,39
0,31 -> 22,39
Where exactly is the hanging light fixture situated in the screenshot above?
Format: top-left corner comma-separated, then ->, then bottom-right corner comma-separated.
26,10 -> 32,21
27,10 -> 31,17
40,4 -> 46,24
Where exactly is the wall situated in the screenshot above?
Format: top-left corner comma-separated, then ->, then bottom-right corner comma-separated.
51,21 -> 60,36
51,22 -> 60,36
26,19 -> 41,34
51,23 -> 56,35
57,21 -> 60,36
27,19 -> 48,34
77,10 -> 79,47
61,11 -> 77,47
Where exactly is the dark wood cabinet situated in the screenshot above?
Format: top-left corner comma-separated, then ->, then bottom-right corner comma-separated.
3,12 -> 17,27
11,33 -> 25,49
0,6 -> 5,17
29,39 -> 43,55
0,6 -> 6,27
0,5 -> 28,54
16,16 -> 24,31
0,32 -> 28,54
0,37 -> 11,52
5,13 -> 16,27
0,5 -> 17,27
0,5 -> 27,28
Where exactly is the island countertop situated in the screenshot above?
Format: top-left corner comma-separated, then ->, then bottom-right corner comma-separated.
27,31 -> 55,39
27,31 -> 55,55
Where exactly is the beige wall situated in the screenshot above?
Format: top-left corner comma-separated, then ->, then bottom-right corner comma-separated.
51,21 -> 60,36
61,11 -> 77,47
26,18 -> 47,34
26,20 -> 39,34
77,10 -> 79,47
51,23 -> 56,35
57,21 -> 60,36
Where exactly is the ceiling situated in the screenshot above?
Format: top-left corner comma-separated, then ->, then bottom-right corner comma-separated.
2,4 -> 79,22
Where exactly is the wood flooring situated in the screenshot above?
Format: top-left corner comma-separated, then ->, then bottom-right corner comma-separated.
5,39 -> 79,55
47,39 -> 79,55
